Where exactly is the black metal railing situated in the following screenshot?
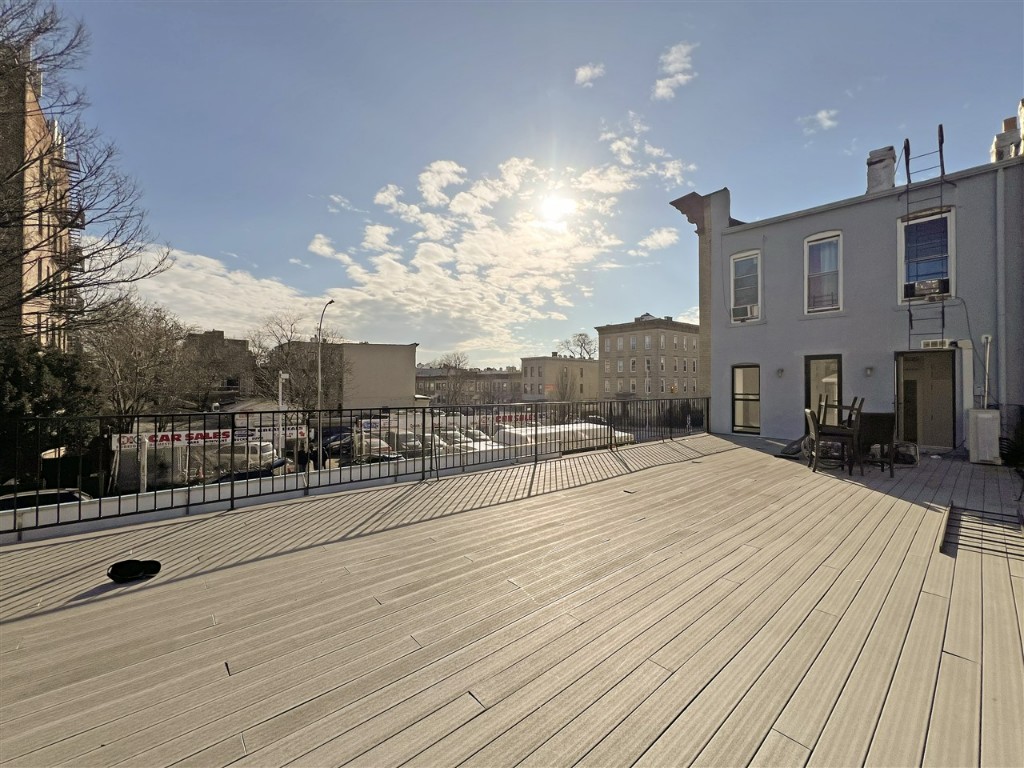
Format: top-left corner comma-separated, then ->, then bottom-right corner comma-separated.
0,397 -> 709,536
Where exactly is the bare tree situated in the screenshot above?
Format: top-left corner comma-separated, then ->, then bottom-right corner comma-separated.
248,312 -> 350,412
1,0 -> 169,344
431,351 -> 470,406
554,364 -> 577,402
557,332 -> 597,360
80,297 -> 194,428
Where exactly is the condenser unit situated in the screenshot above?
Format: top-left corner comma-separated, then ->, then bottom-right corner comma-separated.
967,409 -> 1002,465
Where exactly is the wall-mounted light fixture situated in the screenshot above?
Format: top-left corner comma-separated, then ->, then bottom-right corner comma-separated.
864,366 -> 874,377
776,368 -> 785,378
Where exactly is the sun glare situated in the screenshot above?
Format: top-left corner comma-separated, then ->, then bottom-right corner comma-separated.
539,195 -> 577,224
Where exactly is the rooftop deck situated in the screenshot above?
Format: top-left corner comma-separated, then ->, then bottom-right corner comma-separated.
1,435 -> 1021,767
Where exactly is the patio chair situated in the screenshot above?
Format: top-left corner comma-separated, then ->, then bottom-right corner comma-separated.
855,411 -> 897,478
805,407 -> 859,475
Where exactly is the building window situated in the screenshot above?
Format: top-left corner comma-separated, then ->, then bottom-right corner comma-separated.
617,337 -> 623,351
682,359 -> 687,372
694,338 -> 698,350
805,232 -> 842,312
659,379 -> 666,393
630,378 -> 636,393
673,378 -> 679,393
673,335 -> 678,349
617,379 -> 623,392
645,379 -> 652,394
604,338 -> 610,352
630,358 -> 636,373
617,360 -> 624,373
630,336 -> 637,351
692,359 -> 697,374
645,358 -> 651,373
604,379 -> 611,393
579,382 -> 584,394
673,358 -> 678,372
691,378 -> 696,392
644,335 -> 651,350
604,360 -> 610,373
732,365 -> 761,434
899,210 -> 954,300
731,251 -> 761,322
682,379 -> 687,393
683,337 -> 687,351
538,366 -> 543,377
659,357 -> 665,372
659,334 -> 665,349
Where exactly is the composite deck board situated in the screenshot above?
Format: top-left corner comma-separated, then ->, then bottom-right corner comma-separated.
1,435 -> 1021,768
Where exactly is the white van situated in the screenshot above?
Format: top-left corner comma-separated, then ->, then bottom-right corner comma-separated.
215,441 -> 275,470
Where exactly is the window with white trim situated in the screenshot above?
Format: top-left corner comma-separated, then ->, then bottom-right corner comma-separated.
805,232 -> 842,313
630,358 -> 636,373
616,337 -> 623,351
604,338 -> 610,352
604,379 -> 611,393
630,336 -> 637,351
731,251 -> 761,322
630,378 -> 636,393
899,210 -> 955,301
617,360 -> 624,373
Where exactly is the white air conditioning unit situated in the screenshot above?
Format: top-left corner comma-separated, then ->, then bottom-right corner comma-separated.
921,339 -> 953,350
968,409 -> 1002,465
732,304 -> 759,322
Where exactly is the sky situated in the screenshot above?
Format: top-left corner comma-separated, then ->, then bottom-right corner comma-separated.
59,0 -> 1023,368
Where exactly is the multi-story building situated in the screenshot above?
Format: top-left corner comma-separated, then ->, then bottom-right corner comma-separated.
595,314 -> 701,400
671,104 -> 1023,449
416,366 -> 520,406
520,353 -> 600,402
0,46 -> 82,349
182,330 -> 256,407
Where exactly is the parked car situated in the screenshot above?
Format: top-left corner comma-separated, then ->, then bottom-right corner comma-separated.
385,430 -> 425,458
325,433 -> 402,464
0,488 -> 95,510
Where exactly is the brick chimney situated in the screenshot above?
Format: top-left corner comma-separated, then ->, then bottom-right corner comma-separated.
866,147 -> 896,193
990,102 -> 1023,161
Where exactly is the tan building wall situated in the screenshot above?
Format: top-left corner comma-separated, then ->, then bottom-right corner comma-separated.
595,313 -> 702,399
520,353 -> 600,402
324,342 -> 419,410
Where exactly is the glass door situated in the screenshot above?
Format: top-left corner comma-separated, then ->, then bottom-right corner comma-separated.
805,355 -> 842,426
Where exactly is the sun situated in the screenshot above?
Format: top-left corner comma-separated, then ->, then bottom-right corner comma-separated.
538,195 -> 578,224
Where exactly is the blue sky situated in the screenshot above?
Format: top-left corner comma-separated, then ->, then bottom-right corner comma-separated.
62,0 -> 1022,368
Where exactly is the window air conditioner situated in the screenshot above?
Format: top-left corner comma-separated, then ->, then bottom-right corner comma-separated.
921,339 -> 953,350
732,304 -> 759,321
967,409 -> 1002,465
904,278 -> 950,299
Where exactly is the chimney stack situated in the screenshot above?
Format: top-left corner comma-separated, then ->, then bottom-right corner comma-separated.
866,147 -> 896,193
990,101 -> 1024,162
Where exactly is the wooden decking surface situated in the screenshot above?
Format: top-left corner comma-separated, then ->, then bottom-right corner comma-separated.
0,435 -> 1021,767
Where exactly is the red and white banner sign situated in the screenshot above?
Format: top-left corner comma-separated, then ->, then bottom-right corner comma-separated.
113,425 -> 307,450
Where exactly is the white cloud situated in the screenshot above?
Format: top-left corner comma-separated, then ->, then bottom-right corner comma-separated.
418,160 -> 467,207
639,227 -> 679,251
362,224 -> 399,253
652,42 -> 698,101
575,63 -> 605,87
627,227 -> 679,257
307,234 -> 354,265
288,258 -> 311,269
798,109 -> 839,135
676,306 -> 700,324
326,194 -> 366,214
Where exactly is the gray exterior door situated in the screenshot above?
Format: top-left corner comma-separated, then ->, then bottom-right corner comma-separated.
896,351 -> 954,449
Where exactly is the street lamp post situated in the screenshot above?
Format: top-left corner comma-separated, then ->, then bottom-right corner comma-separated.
316,299 -> 335,413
